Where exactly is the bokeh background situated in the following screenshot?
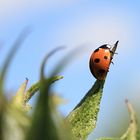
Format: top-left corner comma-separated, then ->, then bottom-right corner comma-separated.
0,0 -> 140,139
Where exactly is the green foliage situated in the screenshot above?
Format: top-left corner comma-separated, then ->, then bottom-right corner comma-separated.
120,100 -> 139,140
98,100 -> 139,140
0,32 -> 139,140
24,76 -> 63,104
66,80 -> 104,139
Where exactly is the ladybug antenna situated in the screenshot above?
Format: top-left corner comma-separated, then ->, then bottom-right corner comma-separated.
114,40 -> 119,54
115,40 -> 119,47
110,40 -> 119,55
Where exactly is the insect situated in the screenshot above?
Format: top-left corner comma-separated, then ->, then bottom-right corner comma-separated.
89,41 -> 118,80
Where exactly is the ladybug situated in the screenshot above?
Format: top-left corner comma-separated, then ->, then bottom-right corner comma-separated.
89,41 -> 118,80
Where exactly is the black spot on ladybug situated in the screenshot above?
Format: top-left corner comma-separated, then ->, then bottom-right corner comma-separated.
94,48 -> 99,53
104,56 -> 108,59
94,58 -> 100,63
98,69 -> 105,74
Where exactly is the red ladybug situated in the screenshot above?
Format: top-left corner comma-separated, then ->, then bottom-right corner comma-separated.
89,41 -> 118,80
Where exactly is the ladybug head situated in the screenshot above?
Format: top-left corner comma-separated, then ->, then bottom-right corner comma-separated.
99,44 -> 112,49
99,41 -> 119,50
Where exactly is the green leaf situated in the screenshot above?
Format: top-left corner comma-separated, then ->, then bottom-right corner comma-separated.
66,80 -> 104,140
24,76 -> 63,104
12,78 -> 28,109
2,101 -> 30,140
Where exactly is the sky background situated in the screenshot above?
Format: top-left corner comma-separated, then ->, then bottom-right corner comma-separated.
0,0 -> 140,139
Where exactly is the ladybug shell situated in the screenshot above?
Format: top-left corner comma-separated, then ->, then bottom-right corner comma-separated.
89,45 -> 112,80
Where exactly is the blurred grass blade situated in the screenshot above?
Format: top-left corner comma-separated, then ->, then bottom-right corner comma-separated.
3,101 -> 30,140
26,48 -> 74,140
98,100 -> 139,140
66,80 -> 104,139
0,27 -> 31,94
49,45 -> 86,77
40,46 -> 66,78
12,78 -> 28,109
24,76 -> 63,104
120,100 -> 139,140
0,28 -> 30,140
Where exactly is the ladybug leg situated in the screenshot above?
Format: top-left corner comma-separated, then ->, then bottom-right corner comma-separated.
111,61 -> 114,65
110,51 -> 118,55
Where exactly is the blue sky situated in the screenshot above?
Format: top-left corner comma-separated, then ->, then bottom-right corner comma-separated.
0,0 -> 140,139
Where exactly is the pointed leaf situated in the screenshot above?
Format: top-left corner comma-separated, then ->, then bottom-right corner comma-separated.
24,76 -> 63,104
12,78 -> 28,109
66,80 -> 104,139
